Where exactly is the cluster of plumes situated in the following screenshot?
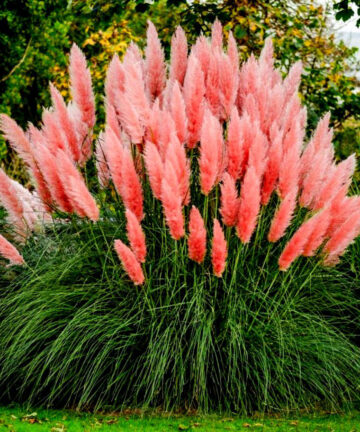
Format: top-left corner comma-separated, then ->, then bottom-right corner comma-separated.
0,21 -> 359,280
0,44 -> 99,265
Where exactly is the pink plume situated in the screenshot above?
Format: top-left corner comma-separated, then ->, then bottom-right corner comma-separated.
324,210 -> 360,264
262,128 -> 283,205
114,92 -> 144,144
0,114 -> 33,166
268,188 -> 298,242
220,173 -> 239,227
170,26 -> 188,85
102,127 -> 124,195
121,148 -> 144,221
42,109 -> 69,154
237,166 -> 261,243
105,54 -> 125,107
67,175 -> 99,221
125,208 -> 147,263
145,21 -> 166,100
33,144 -> 73,212
227,31 -> 239,74
226,107 -> 244,179
211,19 -> 223,51
105,101 -> 122,141
69,43 -> 96,130
56,150 -> 98,220
170,81 -> 188,144
193,36 -> 211,77
50,83 -> 81,162
114,239 -> 144,285
313,154 -> 356,210
247,127 -> 268,178
0,169 -> 26,234
123,58 -> 150,124
300,114 -> 332,181
166,135 -> 190,205
206,51 -> 222,118
302,209 -> 331,257
0,234 -> 24,265
188,205 -> 207,263
299,148 -> 332,208
183,53 -> 205,148
161,161 -> 184,240
199,110 -> 223,195
211,219 -> 227,277
144,141 -> 164,200
278,212 -> 320,270
220,53 -> 239,118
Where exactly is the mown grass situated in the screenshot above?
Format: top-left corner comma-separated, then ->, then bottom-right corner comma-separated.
1,406 -> 360,431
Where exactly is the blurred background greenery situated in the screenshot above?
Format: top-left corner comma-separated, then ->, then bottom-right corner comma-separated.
1,0 -> 359,170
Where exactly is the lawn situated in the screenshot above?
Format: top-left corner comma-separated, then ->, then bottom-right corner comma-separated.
1,407 -> 360,431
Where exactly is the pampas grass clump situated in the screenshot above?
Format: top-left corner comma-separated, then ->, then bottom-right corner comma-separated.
0,21 -> 360,413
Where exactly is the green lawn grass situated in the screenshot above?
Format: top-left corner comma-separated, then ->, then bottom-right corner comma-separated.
1,407 -> 360,431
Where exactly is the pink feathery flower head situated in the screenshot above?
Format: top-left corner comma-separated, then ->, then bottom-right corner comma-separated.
120,148 -> 144,221
56,149 -> 99,221
299,148 -> 332,208
302,208 -> 331,257
123,57 -> 150,124
193,35 -> 211,77
69,43 -> 96,130
183,52 -> 205,148
105,54 -> 125,107
67,175 -> 99,221
220,172 -> 239,227
161,161 -> 184,240
105,100 -> 122,141
226,107 -> 244,179
95,132 -> 110,188
300,113 -> 332,181
125,208 -> 147,263
0,114 -> 33,167
278,139 -> 301,200
170,81 -> 188,144
0,234 -> 24,266
33,144 -> 73,213
114,92 -> 144,144
144,141 -> 164,200
278,211 -> 321,271
199,110 -> 222,195
50,83 -> 81,162
212,218 -> 227,277
42,108 -> 69,155
170,26 -> 188,85
247,127 -> 268,178
268,188 -> 298,242
114,239 -> 144,285
211,19 -> 223,51
206,50 -> 222,118
166,135 -> 190,205
283,61 -> 302,101
188,205 -> 207,264
0,169 -> 26,234
220,53 -> 239,119
101,126 -> 124,194
312,154 -> 356,210
237,166 -> 261,243
145,21 -> 166,100
261,127 -> 283,205
227,31 -> 239,74
324,210 -> 360,265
